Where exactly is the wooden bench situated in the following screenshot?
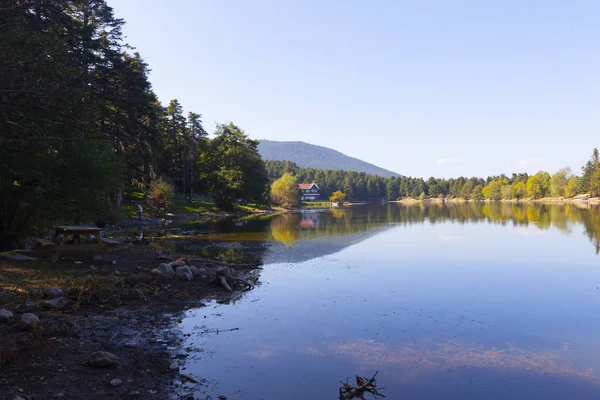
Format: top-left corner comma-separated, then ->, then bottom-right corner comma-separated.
45,226 -> 106,263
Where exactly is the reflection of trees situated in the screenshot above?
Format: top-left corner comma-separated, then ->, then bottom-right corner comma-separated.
269,214 -> 301,247
265,203 -> 600,253
170,203 -> 600,254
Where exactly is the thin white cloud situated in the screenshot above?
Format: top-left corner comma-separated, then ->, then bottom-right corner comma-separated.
516,158 -> 544,167
436,157 -> 462,165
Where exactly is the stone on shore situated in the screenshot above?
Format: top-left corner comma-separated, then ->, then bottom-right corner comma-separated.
0,309 -> 13,322
23,300 -> 38,311
110,378 -> 123,386
43,297 -> 72,310
44,287 -> 64,299
175,266 -> 193,281
151,263 -> 175,278
86,351 -> 119,368
21,313 -> 40,326
188,265 -> 199,277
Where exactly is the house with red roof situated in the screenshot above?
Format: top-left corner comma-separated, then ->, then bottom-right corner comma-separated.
298,183 -> 320,201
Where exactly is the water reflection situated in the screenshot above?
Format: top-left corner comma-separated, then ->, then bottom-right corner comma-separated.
177,203 -> 600,399
214,203 -> 600,253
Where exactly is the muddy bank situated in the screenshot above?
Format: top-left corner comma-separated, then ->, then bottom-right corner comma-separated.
0,246 -> 260,400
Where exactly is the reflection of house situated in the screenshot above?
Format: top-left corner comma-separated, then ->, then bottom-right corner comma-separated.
299,183 -> 320,201
299,211 -> 320,229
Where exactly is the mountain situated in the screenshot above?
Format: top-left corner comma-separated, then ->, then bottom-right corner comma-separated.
257,140 -> 401,178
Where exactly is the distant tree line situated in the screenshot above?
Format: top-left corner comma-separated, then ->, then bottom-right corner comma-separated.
0,1 -> 266,248
265,149 -> 600,202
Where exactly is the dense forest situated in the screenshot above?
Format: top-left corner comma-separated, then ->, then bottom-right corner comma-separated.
0,1 -> 267,248
266,150 -> 600,202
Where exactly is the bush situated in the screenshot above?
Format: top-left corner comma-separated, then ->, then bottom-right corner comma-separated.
270,173 -> 299,209
148,178 -> 174,216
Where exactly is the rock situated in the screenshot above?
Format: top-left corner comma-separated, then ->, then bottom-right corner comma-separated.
0,309 -> 13,322
175,266 -> 193,281
125,242 -> 134,248
114,270 -> 121,276
151,263 -> 175,278
188,265 -> 199,277
43,297 -> 72,310
44,287 -> 64,299
24,300 -> 37,311
196,267 -> 207,276
86,351 -> 119,368
168,260 -> 186,268
169,361 -> 179,370
21,313 -> 40,326
110,378 -> 123,386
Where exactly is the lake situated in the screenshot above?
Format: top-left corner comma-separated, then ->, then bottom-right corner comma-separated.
169,203 -> 600,399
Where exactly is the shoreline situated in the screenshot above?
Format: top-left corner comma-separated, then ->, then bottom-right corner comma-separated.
0,244 -> 259,399
397,197 -> 600,205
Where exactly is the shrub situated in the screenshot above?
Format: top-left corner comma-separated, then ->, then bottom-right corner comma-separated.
148,178 -> 174,216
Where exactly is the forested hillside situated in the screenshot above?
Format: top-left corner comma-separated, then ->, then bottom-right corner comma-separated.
266,152 -> 600,202
258,140 -> 401,178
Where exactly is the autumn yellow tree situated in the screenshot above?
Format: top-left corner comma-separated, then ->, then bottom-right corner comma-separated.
564,176 -> 579,198
526,175 -> 541,199
270,173 -> 299,209
330,190 -> 346,202
512,182 -> 526,200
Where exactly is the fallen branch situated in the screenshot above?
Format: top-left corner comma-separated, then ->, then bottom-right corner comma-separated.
339,371 -> 385,400
214,267 -> 254,292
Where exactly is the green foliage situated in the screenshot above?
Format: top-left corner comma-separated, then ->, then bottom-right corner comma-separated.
483,180 -> 503,201
419,192 -> 426,201
512,182 -> 526,200
565,176 -> 580,198
270,173 -> 299,209
472,185 -> 484,201
208,123 -> 268,209
148,178 -> 174,216
330,191 -> 346,202
550,168 -> 571,197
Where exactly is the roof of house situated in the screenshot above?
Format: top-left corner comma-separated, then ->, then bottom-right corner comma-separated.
298,183 -> 319,190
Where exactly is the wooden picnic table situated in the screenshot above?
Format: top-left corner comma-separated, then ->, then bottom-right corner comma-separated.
47,226 -> 105,263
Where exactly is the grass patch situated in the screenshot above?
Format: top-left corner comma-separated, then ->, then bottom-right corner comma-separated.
301,201 -> 331,209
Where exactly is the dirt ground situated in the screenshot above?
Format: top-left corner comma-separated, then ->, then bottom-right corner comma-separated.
0,245 -> 260,400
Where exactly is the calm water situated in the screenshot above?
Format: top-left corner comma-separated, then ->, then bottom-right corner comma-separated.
171,203 -> 600,399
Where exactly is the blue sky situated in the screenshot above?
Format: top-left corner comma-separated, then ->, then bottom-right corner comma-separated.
109,0 -> 599,178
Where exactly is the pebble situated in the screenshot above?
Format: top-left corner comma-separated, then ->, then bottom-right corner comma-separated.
110,378 -> 122,387
169,361 -> 179,370
86,351 -> 119,368
114,270 -> 121,276
0,309 -> 13,322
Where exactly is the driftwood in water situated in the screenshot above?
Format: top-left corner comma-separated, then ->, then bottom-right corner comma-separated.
214,266 -> 254,292
339,371 -> 385,400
